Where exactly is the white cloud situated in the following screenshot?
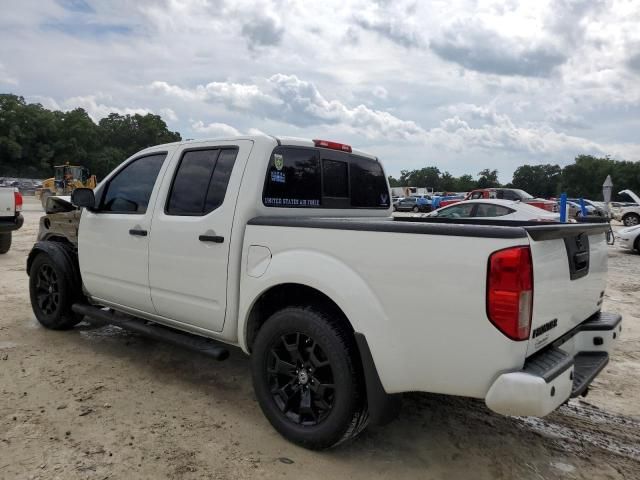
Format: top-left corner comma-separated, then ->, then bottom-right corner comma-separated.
3,0 -> 640,181
159,108 -> 178,122
60,95 -> 152,121
0,62 -> 18,85
191,120 -> 241,137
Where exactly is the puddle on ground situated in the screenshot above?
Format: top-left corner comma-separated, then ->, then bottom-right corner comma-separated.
78,324 -> 136,341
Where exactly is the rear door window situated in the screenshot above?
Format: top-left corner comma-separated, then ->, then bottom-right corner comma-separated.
262,146 -> 389,209
475,203 -> 513,217
166,148 -> 238,215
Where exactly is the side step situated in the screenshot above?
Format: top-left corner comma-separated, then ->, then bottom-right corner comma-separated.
571,352 -> 608,397
72,303 -> 229,361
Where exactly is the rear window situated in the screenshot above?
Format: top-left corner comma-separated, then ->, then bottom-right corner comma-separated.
262,146 -> 389,209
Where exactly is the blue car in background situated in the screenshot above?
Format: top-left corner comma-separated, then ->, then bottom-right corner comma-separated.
394,195 -> 432,212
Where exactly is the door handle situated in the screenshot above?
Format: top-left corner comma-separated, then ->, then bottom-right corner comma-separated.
129,229 -> 148,236
199,235 -> 224,243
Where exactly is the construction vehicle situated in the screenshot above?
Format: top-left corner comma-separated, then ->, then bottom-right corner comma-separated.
36,164 -> 97,209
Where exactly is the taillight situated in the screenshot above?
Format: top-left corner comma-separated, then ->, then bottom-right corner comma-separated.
313,139 -> 352,152
487,246 -> 533,341
14,189 -> 23,212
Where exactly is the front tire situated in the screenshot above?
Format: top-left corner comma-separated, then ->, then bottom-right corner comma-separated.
0,232 -> 11,254
29,253 -> 82,330
251,306 -> 368,449
623,213 -> 640,226
412,206 -> 419,213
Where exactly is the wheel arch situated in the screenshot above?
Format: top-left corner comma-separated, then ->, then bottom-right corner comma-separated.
243,281 -> 400,425
622,211 -> 640,224
244,283 -> 353,353
27,241 -> 82,301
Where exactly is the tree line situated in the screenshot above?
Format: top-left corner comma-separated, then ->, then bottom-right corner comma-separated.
0,94 -> 181,179
1,93 -> 639,200
389,157 -> 640,201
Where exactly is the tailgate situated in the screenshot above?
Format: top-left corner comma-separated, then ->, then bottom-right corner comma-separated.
0,187 -> 15,216
524,223 -> 610,355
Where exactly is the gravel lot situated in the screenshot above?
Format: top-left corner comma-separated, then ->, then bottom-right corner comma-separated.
1,197 -> 639,479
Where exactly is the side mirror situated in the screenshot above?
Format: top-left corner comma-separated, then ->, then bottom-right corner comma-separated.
71,188 -> 96,209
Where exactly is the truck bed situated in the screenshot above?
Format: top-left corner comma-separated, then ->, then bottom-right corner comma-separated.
243,215 -> 611,398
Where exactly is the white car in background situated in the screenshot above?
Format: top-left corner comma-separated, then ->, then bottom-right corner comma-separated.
615,225 -> 640,253
615,189 -> 640,226
426,199 -> 560,221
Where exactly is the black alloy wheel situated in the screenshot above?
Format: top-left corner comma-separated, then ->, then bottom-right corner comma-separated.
34,263 -> 60,315
267,332 -> 335,425
251,306 -> 368,449
29,252 -> 82,330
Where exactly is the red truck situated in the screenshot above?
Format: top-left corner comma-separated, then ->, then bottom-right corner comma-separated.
439,188 -> 558,212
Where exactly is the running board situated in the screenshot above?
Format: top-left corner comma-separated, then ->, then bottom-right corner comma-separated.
72,303 -> 229,361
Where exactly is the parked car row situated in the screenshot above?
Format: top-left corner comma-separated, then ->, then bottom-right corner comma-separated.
438,188 -> 558,212
0,178 -> 43,195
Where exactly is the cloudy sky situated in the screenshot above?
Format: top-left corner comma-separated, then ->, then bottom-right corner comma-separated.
1,0 -> 640,181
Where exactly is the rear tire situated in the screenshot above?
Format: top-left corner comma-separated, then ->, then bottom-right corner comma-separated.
412,206 -> 419,213
0,232 -> 11,254
623,213 -> 640,226
28,253 -> 82,330
251,306 -> 368,450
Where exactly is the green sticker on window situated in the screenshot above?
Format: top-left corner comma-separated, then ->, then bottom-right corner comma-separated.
274,154 -> 284,171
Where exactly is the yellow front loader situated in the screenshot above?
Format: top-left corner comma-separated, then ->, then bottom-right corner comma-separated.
36,164 -> 97,209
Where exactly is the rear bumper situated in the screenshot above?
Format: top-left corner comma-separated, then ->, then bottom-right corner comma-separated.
0,214 -> 23,233
485,311 -> 621,417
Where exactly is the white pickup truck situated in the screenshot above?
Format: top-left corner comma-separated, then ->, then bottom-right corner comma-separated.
27,135 -> 621,449
0,186 -> 24,254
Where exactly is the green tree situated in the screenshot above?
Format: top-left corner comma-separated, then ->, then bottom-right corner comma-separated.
456,174 -> 477,191
511,164 -> 561,197
477,169 -> 500,188
0,94 -> 181,179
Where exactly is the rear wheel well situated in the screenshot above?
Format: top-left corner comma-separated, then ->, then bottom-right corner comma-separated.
245,283 -> 353,352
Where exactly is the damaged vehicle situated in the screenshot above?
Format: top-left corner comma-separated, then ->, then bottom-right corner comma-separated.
27,135 -> 622,449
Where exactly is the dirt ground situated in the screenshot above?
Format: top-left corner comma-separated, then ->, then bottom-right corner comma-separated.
1,197 -> 639,480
